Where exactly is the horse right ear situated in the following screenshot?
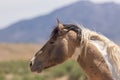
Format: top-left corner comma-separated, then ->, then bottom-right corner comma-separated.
57,19 -> 64,31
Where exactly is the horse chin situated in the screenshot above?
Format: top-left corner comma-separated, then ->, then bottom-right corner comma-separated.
31,63 -> 57,73
36,69 -> 43,73
31,66 -> 51,73
44,63 -> 57,70
32,69 -> 43,73
44,65 -> 51,69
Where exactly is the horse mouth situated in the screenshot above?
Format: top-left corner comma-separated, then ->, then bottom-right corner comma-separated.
30,63 -> 56,73
31,67 -> 50,73
30,65 -> 43,73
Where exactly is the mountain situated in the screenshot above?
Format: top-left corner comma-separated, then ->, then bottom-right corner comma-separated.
0,1 -> 120,43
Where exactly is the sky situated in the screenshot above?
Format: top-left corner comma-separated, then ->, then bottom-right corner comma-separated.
0,0 -> 120,29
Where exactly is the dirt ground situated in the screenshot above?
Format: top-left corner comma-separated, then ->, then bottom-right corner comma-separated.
0,43 -> 42,61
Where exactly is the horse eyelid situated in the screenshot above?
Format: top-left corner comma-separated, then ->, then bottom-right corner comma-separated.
49,39 -> 55,44
50,41 -> 54,44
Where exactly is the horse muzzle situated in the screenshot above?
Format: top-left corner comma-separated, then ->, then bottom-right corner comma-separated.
30,61 -> 43,73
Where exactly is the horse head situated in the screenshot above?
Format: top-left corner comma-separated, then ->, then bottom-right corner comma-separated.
30,19 -> 82,73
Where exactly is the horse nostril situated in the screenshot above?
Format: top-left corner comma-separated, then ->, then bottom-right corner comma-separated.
30,62 -> 32,67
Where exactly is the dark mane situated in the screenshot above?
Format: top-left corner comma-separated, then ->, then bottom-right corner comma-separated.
50,24 -> 82,40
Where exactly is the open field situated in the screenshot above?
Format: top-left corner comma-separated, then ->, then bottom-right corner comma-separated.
0,43 -> 41,61
0,44 -> 87,80
0,60 -> 87,80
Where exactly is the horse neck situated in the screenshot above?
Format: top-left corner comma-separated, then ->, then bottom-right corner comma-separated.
76,42 -> 113,80
77,27 -> 120,79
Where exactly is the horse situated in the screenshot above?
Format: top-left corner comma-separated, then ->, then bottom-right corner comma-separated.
30,19 -> 120,80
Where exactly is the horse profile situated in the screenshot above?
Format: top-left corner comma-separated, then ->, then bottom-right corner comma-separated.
30,19 -> 120,80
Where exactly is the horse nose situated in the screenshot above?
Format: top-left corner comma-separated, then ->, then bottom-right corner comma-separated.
30,61 -> 32,67
30,56 -> 35,67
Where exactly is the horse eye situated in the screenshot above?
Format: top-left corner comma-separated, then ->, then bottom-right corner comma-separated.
50,41 -> 54,44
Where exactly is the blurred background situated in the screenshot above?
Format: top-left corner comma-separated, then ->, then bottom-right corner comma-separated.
0,0 -> 120,80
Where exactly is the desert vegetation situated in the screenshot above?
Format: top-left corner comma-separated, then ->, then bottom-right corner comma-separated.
0,44 -> 87,80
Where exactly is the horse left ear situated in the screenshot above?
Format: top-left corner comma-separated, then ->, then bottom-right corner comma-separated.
57,18 -> 64,31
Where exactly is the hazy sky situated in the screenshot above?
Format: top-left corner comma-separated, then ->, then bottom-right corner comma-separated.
0,0 -> 120,29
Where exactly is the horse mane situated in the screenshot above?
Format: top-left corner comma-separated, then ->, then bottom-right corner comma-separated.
79,25 -> 120,75
50,24 -> 81,40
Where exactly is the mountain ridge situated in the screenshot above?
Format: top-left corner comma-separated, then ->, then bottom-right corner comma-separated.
0,1 -> 120,43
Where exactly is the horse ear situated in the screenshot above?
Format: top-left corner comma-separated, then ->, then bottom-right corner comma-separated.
57,18 -> 64,31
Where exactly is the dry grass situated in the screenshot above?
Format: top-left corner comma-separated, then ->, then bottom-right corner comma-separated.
0,43 -> 42,61
0,43 -> 87,80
